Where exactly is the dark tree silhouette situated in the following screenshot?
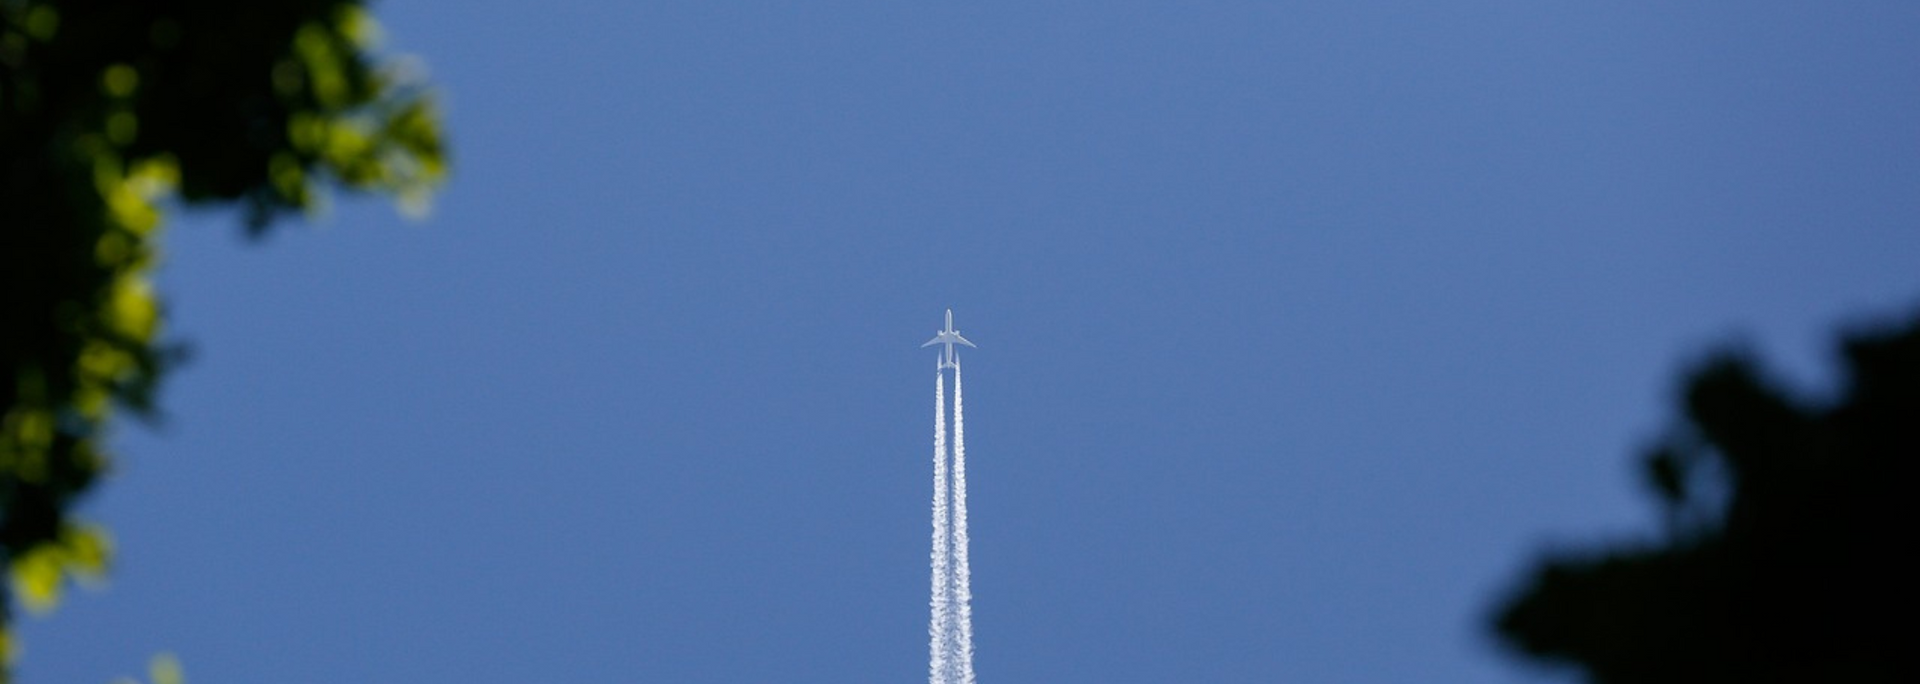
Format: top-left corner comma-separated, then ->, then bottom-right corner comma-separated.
1492,308 -> 1920,683
1,1 -> 444,675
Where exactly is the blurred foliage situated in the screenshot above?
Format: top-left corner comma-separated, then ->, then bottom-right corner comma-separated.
1,0 -> 444,678
111,653 -> 183,684
1491,308 -> 1920,682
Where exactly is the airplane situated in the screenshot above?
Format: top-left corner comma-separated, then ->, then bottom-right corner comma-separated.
922,309 -> 976,370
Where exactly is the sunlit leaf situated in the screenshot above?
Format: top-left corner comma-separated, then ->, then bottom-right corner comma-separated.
101,64 -> 137,98
11,547 -> 64,614
148,653 -> 183,684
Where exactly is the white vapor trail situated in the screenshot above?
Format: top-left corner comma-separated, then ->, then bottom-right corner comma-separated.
930,369 -> 952,684
951,359 -> 976,684
929,354 -> 977,684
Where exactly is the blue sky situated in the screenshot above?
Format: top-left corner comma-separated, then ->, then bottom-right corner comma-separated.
18,2 -> 1920,683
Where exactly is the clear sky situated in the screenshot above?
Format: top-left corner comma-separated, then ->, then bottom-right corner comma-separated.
19,2 -> 1920,683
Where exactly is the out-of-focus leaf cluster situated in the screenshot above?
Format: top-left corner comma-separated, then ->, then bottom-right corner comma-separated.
1,1 -> 444,677
1491,310 -> 1920,683
110,653 -> 184,684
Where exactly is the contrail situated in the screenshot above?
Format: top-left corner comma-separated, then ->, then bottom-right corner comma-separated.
951,358 -> 976,684
930,368 -> 952,684
924,310 -> 979,684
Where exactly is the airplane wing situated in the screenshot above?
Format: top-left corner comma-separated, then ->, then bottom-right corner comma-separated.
922,336 -> 941,347
954,334 -> 976,348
